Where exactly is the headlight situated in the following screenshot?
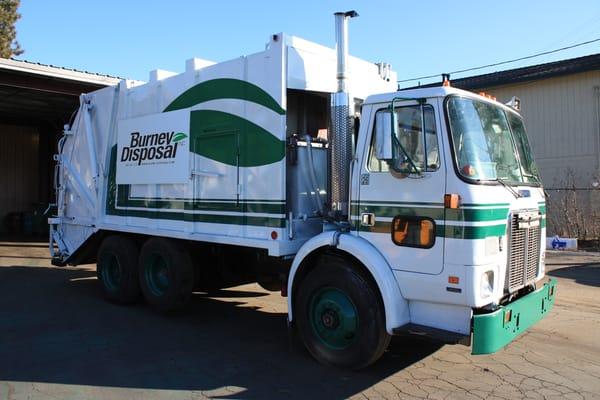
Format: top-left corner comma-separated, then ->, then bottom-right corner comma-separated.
481,270 -> 494,298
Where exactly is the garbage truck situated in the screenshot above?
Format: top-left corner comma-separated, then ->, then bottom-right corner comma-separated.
49,11 -> 556,368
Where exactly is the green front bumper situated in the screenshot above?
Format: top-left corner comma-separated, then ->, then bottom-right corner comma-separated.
472,279 -> 557,355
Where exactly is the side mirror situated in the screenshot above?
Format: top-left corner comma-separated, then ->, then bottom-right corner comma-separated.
374,104 -> 422,176
374,111 -> 393,160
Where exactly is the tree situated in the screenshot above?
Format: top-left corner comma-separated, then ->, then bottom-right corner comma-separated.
0,0 -> 22,58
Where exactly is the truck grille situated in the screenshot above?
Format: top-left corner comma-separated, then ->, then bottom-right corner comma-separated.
506,211 -> 541,293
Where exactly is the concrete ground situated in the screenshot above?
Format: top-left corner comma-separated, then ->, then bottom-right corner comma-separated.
0,241 -> 599,400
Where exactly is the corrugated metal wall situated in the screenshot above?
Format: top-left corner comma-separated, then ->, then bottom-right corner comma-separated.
0,124 -> 41,232
484,71 -> 600,238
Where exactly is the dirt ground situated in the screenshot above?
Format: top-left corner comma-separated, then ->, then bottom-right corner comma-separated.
0,240 -> 599,399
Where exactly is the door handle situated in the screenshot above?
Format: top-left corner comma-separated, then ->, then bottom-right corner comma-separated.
360,213 -> 375,227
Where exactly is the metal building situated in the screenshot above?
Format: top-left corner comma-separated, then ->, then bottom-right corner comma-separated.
453,54 -> 600,239
0,59 -> 118,236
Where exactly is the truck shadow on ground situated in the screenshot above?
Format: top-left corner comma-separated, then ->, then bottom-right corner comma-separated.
547,263 -> 600,287
0,265 -> 443,399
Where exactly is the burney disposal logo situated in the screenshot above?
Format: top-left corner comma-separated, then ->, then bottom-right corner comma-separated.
120,131 -> 187,165
116,109 -> 190,185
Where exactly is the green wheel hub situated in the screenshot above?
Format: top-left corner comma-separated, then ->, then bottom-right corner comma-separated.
101,254 -> 121,291
309,287 -> 358,350
144,254 -> 170,296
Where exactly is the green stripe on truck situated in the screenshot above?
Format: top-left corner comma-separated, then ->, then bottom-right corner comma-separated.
354,203 -> 510,222
108,207 -> 286,228
357,221 -> 507,239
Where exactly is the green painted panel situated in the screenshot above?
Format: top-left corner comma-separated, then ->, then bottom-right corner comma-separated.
472,279 -> 556,355
353,200 -> 443,206
163,78 -> 285,115
442,224 -> 506,239
193,127 -> 239,166
106,146 -> 118,212
445,207 -> 509,222
190,110 -> 285,167
461,203 -> 510,207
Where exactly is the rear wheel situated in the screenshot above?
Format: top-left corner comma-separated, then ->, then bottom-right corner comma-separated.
97,235 -> 140,304
139,238 -> 194,312
296,256 -> 390,369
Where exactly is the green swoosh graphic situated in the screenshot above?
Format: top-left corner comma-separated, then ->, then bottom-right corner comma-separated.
190,110 -> 285,167
163,78 -> 285,115
172,132 -> 188,143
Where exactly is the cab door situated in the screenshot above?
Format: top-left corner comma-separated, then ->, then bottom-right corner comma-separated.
356,99 -> 446,275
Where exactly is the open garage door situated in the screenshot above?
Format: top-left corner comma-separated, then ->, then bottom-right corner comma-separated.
0,58 -> 119,238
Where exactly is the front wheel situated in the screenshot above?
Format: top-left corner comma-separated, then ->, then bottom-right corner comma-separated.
296,256 -> 391,369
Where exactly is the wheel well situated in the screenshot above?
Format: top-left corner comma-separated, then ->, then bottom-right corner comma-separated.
291,246 -> 386,323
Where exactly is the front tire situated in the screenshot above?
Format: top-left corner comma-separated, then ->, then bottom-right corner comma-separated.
296,255 -> 391,369
138,238 -> 194,312
96,235 -> 141,304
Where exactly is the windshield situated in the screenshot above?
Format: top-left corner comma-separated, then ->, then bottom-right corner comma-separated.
447,96 -> 541,184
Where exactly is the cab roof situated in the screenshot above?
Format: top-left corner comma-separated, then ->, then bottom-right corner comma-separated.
363,86 -> 518,115
365,86 -> 469,104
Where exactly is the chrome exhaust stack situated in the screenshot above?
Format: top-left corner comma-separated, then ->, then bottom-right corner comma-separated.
330,10 -> 358,220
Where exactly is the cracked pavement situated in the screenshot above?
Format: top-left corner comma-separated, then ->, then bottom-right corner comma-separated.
0,242 -> 599,399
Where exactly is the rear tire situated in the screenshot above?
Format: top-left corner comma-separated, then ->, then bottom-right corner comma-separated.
97,235 -> 141,304
296,255 -> 391,369
138,238 -> 194,312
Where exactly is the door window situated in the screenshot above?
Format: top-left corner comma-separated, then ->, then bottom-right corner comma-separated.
368,104 -> 439,173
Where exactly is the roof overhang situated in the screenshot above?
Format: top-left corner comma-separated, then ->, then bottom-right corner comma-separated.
0,58 -> 120,126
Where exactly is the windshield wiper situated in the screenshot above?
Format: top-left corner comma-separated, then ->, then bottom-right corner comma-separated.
497,178 -> 522,199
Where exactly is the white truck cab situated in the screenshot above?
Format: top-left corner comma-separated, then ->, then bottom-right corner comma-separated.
287,85 -> 555,367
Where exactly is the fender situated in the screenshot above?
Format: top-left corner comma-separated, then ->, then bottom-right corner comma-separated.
287,231 -> 410,334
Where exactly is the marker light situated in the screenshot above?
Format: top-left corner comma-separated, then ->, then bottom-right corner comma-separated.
444,194 -> 461,209
461,164 -> 476,177
442,73 -> 451,87
478,92 -> 496,101
505,96 -> 521,111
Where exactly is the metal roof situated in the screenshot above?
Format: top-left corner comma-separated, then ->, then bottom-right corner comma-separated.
0,58 -> 121,125
447,53 -> 600,90
406,53 -> 600,91
0,58 -> 122,85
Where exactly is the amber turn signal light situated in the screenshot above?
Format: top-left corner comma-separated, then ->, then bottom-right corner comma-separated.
444,194 -> 461,209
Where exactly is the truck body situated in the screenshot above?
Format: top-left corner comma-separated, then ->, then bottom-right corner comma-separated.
50,14 -> 555,368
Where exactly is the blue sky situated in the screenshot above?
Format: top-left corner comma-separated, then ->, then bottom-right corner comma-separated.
16,1 -> 600,86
